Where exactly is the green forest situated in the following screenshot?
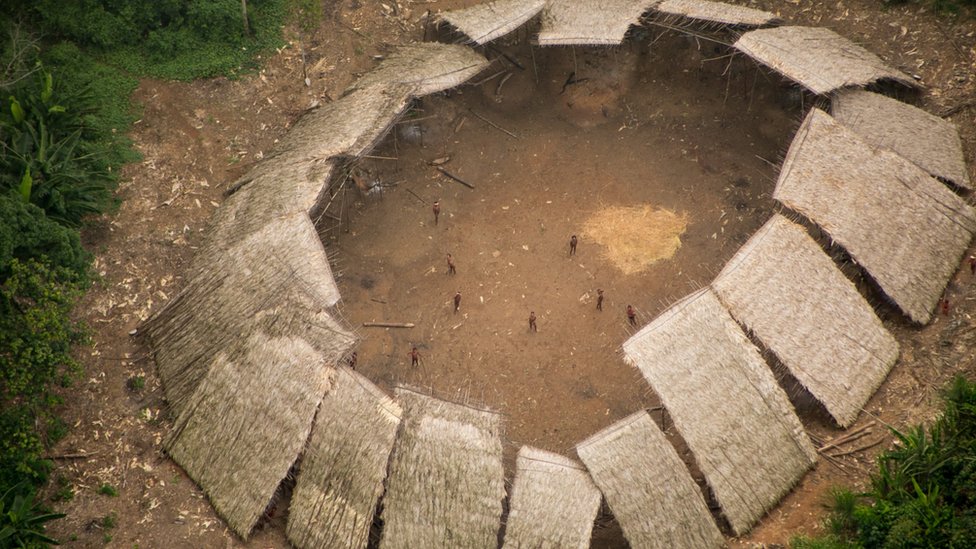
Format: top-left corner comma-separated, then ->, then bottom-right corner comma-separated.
0,1 -> 289,545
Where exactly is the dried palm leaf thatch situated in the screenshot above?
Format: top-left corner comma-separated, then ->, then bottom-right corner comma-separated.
577,411 -> 723,548
733,26 -> 916,95
537,0 -> 662,46
774,108 -> 976,324
142,212 -> 354,413
287,368 -> 402,549
207,89 -> 418,250
437,0 -> 546,45
651,0 -> 781,28
347,43 -> 490,97
379,388 -> 505,549
712,215 -> 899,427
501,447 -> 601,549
832,89 -> 972,190
165,331 -> 336,539
622,288 -> 815,535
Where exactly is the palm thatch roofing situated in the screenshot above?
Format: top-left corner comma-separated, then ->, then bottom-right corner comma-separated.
438,0 -> 546,45
379,388 -> 505,549
733,26 -> 916,95
712,215 -> 900,427
774,108 -> 976,324
142,212 -> 354,414
576,411 -> 723,548
287,368 -> 402,549
652,0 -> 782,28
537,0 -> 662,46
347,43 -> 490,96
502,446 -> 601,549
832,89 -> 972,190
210,42 -> 488,247
622,288 -> 816,535
165,332 -> 335,539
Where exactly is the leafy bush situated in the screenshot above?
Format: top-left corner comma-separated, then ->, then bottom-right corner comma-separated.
0,194 -> 90,280
0,257 -> 86,489
0,482 -> 65,548
13,0 -> 287,80
0,62 -> 119,226
795,376 -> 976,548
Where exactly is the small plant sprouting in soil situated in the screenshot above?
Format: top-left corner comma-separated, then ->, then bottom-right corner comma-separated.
97,483 -> 118,497
54,475 -> 74,501
126,375 -> 146,392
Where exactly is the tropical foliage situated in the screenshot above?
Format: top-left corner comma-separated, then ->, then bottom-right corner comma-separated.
794,376 -> 976,548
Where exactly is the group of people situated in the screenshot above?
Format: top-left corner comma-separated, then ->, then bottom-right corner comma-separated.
359,203 -> 643,370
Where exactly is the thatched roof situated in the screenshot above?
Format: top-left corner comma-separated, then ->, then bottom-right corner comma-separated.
774,108 -> 976,324
379,388 -> 505,549
438,0 -> 546,45
733,26 -> 916,95
165,332 -> 335,539
142,212 -> 353,413
576,411 -> 723,548
832,89 -> 972,190
206,89 -> 413,249
652,0 -> 782,28
501,447 -> 601,549
287,368 -> 402,549
622,288 -> 816,535
537,0 -> 661,46
712,215 -> 900,427
347,43 -> 490,96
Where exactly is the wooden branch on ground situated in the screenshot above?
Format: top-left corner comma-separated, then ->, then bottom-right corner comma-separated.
829,437 -> 885,458
487,44 -> 525,70
405,187 -> 428,204
436,167 -> 475,189
363,321 -> 415,328
45,452 -> 98,460
818,421 -> 875,453
469,109 -> 519,139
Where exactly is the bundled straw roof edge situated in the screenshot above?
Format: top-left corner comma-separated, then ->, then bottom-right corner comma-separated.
577,410 -> 724,548
437,0 -> 547,45
623,287 -> 815,535
165,332 -> 336,539
712,214 -> 899,428
286,367 -> 401,549
733,26 -> 917,95
774,108 -> 976,324
379,387 -> 505,549
502,446 -> 601,549
651,0 -> 783,29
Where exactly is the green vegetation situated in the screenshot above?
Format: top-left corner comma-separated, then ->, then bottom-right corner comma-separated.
0,482 -> 66,548
794,376 -> 976,548
126,375 -> 145,392
97,484 -> 118,498
0,1 -> 302,545
5,0 -> 288,80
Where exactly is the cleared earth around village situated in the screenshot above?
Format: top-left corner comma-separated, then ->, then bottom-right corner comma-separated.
46,1 -> 976,548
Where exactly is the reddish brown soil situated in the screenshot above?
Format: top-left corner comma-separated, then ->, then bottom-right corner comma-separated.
46,1 -> 976,548
334,38 -> 792,467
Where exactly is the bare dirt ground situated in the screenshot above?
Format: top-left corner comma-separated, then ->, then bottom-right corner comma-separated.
45,1 -> 976,548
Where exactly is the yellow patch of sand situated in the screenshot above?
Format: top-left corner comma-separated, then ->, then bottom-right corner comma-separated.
582,205 -> 688,275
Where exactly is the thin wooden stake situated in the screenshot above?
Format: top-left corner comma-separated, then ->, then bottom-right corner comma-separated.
436,167 -> 475,189
405,187 -> 428,205
469,109 -> 519,139
363,321 -> 415,328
